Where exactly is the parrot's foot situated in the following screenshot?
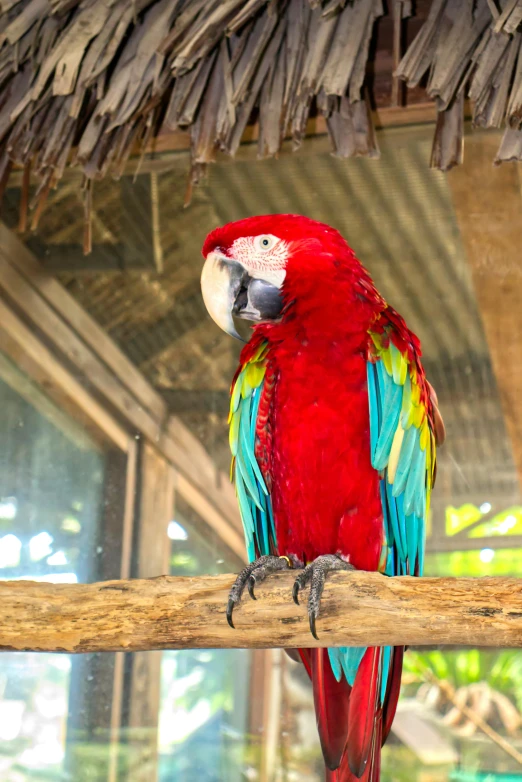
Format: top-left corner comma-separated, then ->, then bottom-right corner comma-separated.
226,554 -> 301,629
293,555 -> 355,640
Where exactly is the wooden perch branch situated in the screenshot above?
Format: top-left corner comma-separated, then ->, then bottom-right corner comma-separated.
1,573 -> 522,654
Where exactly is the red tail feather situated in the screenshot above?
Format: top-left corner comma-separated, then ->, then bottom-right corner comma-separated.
311,649 -> 352,770
325,726 -> 381,782
297,643 -> 402,782
382,646 -> 403,744
370,710 -> 383,782
297,647 -> 312,678
347,647 -> 381,777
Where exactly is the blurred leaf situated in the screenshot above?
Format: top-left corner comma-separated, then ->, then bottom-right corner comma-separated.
446,504 -> 483,536
470,507 -> 522,538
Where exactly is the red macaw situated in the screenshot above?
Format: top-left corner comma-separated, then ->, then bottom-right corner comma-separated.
200,215 -> 445,781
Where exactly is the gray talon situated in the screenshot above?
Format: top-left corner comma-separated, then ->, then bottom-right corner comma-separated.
293,555 -> 354,639
226,598 -> 236,629
226,555 -> 295,627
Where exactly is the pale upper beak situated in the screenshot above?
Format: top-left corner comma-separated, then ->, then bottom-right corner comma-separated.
201,251 -> 283,340
201,252 -> 244,340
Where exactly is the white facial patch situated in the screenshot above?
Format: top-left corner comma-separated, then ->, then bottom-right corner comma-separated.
230,235 -> 288,288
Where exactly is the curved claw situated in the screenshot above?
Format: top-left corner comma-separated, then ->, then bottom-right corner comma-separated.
292,580 -> 301,606
226,555 -> 299,631
296,555 -> 353,640
226,599 -> 236,629
247,575 -> 257,601
310,612 -> 319,641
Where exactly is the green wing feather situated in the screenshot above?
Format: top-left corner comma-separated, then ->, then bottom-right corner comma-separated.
229,342 -> 274,561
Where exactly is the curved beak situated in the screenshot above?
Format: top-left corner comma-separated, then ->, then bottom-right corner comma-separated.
201,252 -> 245,340
201,251 -> 283,340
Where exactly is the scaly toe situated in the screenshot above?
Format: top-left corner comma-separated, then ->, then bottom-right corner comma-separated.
226,555 -> 296,628
292,562 -> 314,606
303,555 -> 355,640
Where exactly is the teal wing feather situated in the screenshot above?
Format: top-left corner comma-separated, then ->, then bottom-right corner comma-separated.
367,329 -> 435,582
229,344 -> 274,560
329,319 -> 437,703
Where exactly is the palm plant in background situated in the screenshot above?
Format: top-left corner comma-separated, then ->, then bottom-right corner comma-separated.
403,649 -> 522,747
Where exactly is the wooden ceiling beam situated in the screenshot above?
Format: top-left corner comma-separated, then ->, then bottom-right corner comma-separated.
109,282 -> 206,368
158,389 -> 230,414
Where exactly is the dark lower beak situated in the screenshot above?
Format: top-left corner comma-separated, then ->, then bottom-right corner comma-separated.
232,277 -> 283,323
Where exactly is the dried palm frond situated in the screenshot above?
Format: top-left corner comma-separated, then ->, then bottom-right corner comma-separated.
397,0 -> 522,169
0,0 -> 385,221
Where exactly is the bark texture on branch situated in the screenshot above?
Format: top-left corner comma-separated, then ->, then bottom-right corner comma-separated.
1,572 -> 522,653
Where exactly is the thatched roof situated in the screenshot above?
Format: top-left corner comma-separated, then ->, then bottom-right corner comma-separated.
1,0 -> 522,235
0,0 -> 400,209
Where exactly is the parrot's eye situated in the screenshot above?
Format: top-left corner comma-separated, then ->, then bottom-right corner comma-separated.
254,235 -> 277,252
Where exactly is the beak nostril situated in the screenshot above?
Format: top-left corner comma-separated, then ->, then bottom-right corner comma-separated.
232,283 -> 249,315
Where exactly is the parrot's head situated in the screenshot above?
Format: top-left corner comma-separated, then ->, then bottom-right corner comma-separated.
201,214 -> 368,340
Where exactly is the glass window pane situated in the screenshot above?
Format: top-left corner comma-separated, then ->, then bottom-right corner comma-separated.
0,353 -> 107,780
